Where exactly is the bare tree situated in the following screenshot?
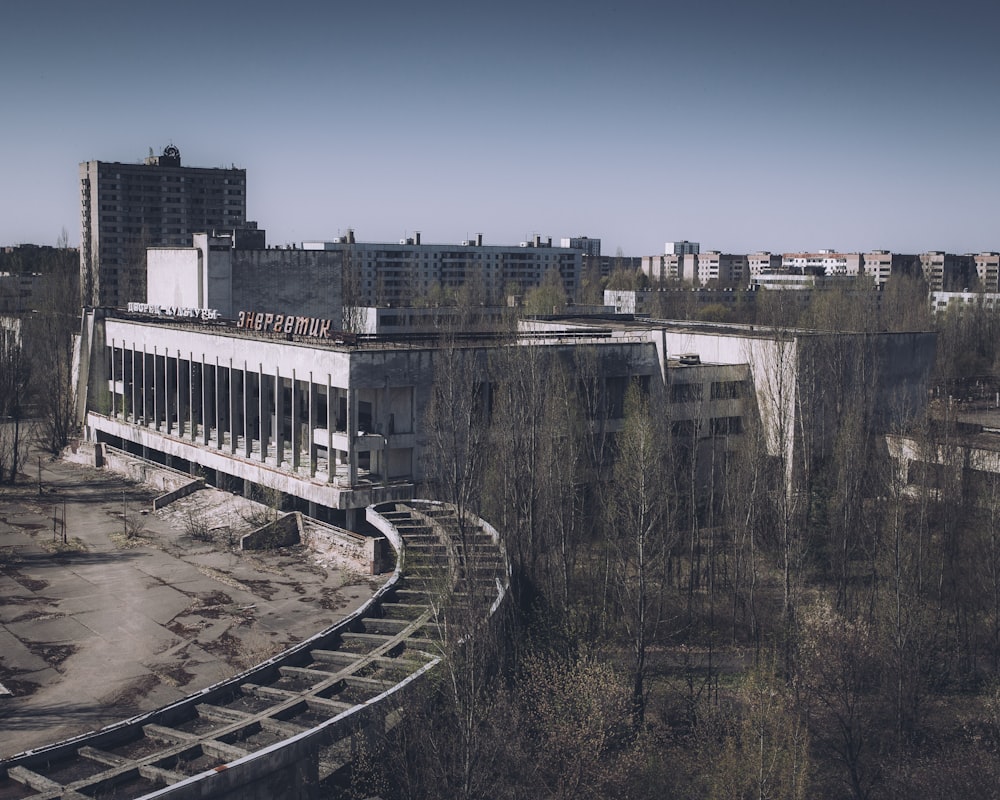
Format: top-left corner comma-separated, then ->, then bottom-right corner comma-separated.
606,382 -> 678,729
422,336 -> 490,544
31,263 -> 81,454
0,321 -> 33,483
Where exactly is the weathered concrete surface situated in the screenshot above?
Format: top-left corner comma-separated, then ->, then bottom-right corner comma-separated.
0,450 -> 384,758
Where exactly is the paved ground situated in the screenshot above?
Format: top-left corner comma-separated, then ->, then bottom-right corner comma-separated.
0,448 -> 385,759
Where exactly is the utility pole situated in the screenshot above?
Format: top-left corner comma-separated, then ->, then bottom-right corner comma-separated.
123,489 -> 127,537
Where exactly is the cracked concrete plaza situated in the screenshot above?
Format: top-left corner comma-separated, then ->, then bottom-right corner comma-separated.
0,449 -> 384,758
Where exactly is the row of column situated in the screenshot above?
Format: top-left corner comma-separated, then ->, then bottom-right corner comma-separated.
107,342 -> 360,485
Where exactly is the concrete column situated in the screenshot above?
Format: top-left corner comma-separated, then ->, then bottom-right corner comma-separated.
175,351 -> 183,437
141,344 -> 148,427
347,387 -> 357,485
308,371 -> 317,478
188,352 -> 196,443
153,347 -> 162,432
243,361 -> 252,458
130,345 -> 138,424
113,340 -> 121,418
326,374 -> 334,484
215,358 -> 224,450
291,370 -> 300,470
122,343 -> 127,419
258,364 -> 268,462
275,367 -> 284,466
201,354 -> 210,445
229,358 -> 237,454
163,350 -> 177,433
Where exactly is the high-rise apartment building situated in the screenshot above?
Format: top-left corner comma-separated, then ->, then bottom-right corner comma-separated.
79,145 -> 247,307
974,252 -> 1000,292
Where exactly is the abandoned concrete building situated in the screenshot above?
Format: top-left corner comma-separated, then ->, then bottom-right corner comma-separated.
73,297 -> 936,530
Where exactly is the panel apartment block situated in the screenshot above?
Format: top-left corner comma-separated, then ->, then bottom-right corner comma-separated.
80,145 -> 247,307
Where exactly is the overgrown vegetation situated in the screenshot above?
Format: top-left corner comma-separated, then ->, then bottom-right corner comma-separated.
357,285 -> 1000,799
0,243 -> 79,482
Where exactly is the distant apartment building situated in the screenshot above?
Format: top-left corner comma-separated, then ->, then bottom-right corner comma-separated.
560,236 -> 601,257
0,272 -> 42,313
782,250 -> 862,276
641,251 -> 744,287
641,253 -> 684,283
80,145 -> 248,307
974,252 -> 1000,292
302,232 -> 583,307
918,251 -> 975,292
747,252 -> 782,277
583,254 -> 642,281
665,240 -> 700,256
931,290 -> 1000,316
861,251 -> 919,286
696,252 -> 747,287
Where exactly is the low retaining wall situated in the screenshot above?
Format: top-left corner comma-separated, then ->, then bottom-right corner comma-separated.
301,520 -> 387,575
152,478 -> 206,510
241,513 -> 387,575
240,512 -> 302,551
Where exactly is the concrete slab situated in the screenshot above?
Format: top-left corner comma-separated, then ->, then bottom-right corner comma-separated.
0,448 -> 387,758
7,615 -> 97,645
0,602 -> 59,625
0,629 -> 49,673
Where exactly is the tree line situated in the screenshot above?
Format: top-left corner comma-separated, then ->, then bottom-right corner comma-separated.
348,288 -> 1000,799
0,255 -> 79,483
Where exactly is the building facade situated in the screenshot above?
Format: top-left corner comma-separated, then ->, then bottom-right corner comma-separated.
75,310 -> 671,527
781,251 -> 863,277
80,145 -> 248,307
974,252 -> 1000,292
665,241 -> 700,255
146,232 -> 342,325
302,232 -> 583,307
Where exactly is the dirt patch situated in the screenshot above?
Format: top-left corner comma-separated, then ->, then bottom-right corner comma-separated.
241,579 -> 277,601
319,587 -> 351,611
204,630 -> 285,672
167,619 -> 202,638
40,537 -> 88,555
151,664 -> 195,688
0,675 -> 41,698
23,643 -> 77,670
194,590 -> 234,616
5,572 -> 49,592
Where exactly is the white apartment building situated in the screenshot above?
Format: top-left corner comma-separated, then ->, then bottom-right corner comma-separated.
641,253 -> 684,283
747,252 -> 782,277
974,252 -> 1000,292
641,252 -> 745,287
302,232 -> 582,307
781,250 -> 863,276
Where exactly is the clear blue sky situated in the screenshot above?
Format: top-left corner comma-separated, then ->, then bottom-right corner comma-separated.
2,0 -> 998,256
